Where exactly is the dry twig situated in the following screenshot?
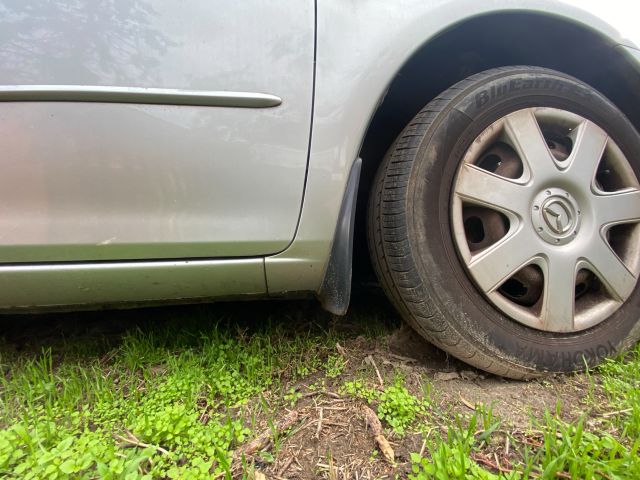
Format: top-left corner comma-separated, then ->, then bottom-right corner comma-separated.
601,408 -> 633,418
364,355 -> 384,387
114,430 -> 171,457
458,393 -> 476,411
315,407 -> 324,439
299,390 -> 341,400
360,405 -> 394,464
470,453 -> 512,474
233,410 -> 300,462
277,456 -> 294,477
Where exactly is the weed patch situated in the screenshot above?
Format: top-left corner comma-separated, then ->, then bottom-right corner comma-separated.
0,306 -> 360,479
1,301 -> 639,479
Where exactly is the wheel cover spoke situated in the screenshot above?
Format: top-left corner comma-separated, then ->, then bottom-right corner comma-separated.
594,189 -> 640,227
503,109 -> 556,182
468,227 -> 537,294
455,163 -> 529,213
541,253 -> 577,332
565,120 -> 609,188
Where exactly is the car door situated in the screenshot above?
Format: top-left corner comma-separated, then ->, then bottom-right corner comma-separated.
0,0 -> 314,262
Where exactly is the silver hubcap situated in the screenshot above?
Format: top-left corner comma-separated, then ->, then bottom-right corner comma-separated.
451,107 -> 640,332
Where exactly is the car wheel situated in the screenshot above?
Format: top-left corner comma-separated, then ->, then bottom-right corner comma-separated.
367,66 -> 640,378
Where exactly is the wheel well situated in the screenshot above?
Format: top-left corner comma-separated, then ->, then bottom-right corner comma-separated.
353,11 -> 640,285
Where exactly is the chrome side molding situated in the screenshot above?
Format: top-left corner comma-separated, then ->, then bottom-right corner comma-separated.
0,85 -> 282,108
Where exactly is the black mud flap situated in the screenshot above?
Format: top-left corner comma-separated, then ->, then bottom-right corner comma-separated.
318,158 -> 362,315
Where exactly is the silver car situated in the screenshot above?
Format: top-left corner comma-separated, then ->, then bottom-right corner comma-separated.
1,0 -> 640,379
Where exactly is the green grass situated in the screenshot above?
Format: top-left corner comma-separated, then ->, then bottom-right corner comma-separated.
1,303 -> 639,479
409,343 -> 640,479
340,375 -> 430,436
0,305 -> 377,479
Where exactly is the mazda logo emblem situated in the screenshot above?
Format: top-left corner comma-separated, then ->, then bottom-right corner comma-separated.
542,200 -> 573,234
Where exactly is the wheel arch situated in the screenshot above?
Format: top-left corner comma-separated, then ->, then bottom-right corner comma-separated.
354,11 -> 640,282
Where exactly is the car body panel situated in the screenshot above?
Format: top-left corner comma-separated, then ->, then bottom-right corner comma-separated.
561,0 -> 639,47
0,258 -> 266,310
0,0 -> 314,262
0,0 -> 638,310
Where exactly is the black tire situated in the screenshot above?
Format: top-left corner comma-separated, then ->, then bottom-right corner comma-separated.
367,66 -> 640,379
